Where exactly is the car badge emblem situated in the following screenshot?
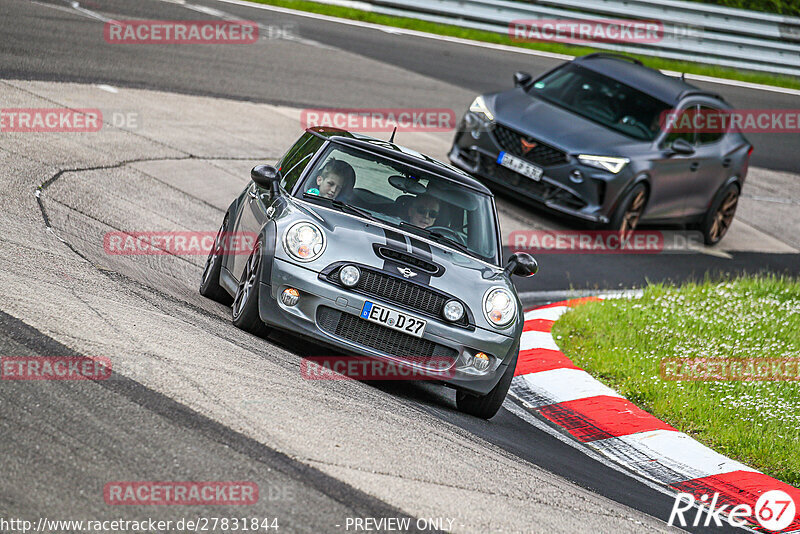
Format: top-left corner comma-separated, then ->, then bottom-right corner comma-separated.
521,138 -> 538,154
397,267 -> 418,279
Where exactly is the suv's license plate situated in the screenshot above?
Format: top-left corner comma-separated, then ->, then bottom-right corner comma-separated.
360,301 -> 426,338
498,151 -> 543,181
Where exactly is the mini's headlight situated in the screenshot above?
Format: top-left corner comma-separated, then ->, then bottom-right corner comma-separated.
283,221 -> 325,262
483,287 -> 516,328
577,155 -> 630,174
443,300 -> 465,322
469,95 -> 494,122
339,265 -> 361,287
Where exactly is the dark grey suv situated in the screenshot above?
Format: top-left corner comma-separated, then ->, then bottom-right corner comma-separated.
449,53 -> 753,245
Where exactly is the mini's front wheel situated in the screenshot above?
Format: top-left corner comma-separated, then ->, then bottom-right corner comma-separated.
455,352 -> 517,420
199,216 -> 234,305
232,240 -> 271,338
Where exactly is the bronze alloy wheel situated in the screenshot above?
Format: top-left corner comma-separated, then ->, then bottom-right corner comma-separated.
620,188 -> 646,235
708,188 -> 739,244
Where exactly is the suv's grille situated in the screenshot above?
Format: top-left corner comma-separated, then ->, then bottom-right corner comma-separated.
326,266 -> 469,327
316,307 -> 457,370
479,155 -> 586,210
492,124 -> 568,167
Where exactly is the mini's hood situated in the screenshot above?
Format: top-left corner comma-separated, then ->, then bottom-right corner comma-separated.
275,197 -> 517,333
487,89 -> 642,155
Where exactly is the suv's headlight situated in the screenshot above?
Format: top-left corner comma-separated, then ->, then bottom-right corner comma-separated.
283,221 -> 325,262
483,287 -> 516,328
577,155 -> 629,174
469,95 -> 494,122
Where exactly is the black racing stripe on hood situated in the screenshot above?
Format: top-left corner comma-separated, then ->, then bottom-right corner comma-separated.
409,237 -> 432,261
381,228 -> 431,286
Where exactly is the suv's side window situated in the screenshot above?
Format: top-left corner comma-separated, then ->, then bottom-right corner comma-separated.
278,133 -> 324,193
663,105 -> 697,147
696,105 -> 726,145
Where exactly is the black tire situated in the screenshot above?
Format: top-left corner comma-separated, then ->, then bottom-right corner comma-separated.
231,240 -> 271,338
455,352 -> 517,420
609,183 -> 647,238
700,182 -> 740,246
199,216 -> 233,305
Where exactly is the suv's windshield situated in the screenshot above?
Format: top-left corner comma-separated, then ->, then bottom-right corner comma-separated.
529,64 -> 671,141
297,142 -> 500,265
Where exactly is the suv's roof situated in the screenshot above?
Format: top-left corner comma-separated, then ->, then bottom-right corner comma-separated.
574,53 -> 722,105
307,127 -> 492,194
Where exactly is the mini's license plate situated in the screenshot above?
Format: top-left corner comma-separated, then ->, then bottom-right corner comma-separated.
497,151 -> 543,181
360,301 -> 426,338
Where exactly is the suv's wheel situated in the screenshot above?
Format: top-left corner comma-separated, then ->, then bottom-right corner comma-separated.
199,216 -> 233,305
701,183 -> 740,246
455,352 -> 517,420
232,240 -> 271,337
609,183 -> 647,238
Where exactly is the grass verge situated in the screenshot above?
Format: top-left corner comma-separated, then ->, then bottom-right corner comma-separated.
551,275 -> 800,485
247,0 -> 800,91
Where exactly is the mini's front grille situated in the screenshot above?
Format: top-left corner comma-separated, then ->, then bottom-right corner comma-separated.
492,124 -> 568,167
327,267 -> 469,327
316,307 -> 457,370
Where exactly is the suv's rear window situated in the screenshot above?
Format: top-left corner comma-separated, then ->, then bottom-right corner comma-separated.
530,64 -> 671,141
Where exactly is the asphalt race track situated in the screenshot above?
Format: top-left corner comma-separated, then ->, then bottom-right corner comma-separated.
1,0 -> 798,532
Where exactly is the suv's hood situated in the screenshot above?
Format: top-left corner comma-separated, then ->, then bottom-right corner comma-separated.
488,89 -> 640,155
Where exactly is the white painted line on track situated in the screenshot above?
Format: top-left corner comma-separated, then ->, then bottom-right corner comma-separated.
520,329 -> 562,351
518,368 -> 623,406
210,0 -> 800,96
523,305 -> 570,322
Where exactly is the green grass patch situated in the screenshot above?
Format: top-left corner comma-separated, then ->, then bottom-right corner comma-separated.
247,0 -> 800,90
551,275 -> 800,485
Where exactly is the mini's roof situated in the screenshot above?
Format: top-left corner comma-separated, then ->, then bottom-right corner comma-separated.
307,127 -> 492,195
573,54 -> 722,105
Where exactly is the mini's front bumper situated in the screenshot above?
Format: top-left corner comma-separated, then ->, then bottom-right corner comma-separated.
258,258 -> 518,396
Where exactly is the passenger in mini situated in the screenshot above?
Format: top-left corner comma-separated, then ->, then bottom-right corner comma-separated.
406,194 -> 440,228
307,159 -> 355,199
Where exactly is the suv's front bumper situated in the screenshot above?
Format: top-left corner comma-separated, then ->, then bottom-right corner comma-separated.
258,257 -> 518,396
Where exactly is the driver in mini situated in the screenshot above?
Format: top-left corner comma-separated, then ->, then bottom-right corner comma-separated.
307,159 -> 355,199
406,194 -> 440,228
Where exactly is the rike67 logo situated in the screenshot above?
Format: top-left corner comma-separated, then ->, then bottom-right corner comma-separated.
669,490 -> 796,531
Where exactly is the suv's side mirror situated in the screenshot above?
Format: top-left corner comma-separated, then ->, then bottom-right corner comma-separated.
504,252 -> 538,277
668,138 -> 695,156
513,71 -> 533,88
251,164 -> 281,196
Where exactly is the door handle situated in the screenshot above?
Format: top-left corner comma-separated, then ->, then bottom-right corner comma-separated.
722,158 -> 731,168
690,162 -> 699,172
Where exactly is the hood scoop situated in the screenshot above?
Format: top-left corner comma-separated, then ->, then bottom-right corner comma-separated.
373,245 -> 443,277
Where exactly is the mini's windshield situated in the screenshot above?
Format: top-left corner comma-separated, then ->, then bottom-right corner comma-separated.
530,64 -> 671,141
297,142 -> 500,265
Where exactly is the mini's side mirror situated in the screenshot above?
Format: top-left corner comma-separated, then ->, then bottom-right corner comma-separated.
251,164 -> 281,196
514,71 -> 533,88
667,138 -> 695,156
504,252 -> 538,278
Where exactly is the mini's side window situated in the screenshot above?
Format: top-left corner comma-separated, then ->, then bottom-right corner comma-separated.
278,133 -> 324,192
662,105 -> 697,147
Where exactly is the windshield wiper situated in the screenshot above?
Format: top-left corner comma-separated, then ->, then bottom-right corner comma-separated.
398,222 -> 475,258
302,193 -> 379,222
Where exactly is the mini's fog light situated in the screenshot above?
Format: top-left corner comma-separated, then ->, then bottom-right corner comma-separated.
473,352 -> 490,371
281,287 -> 300,306
443,300 -> 465,322
339,265 -> 361,287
